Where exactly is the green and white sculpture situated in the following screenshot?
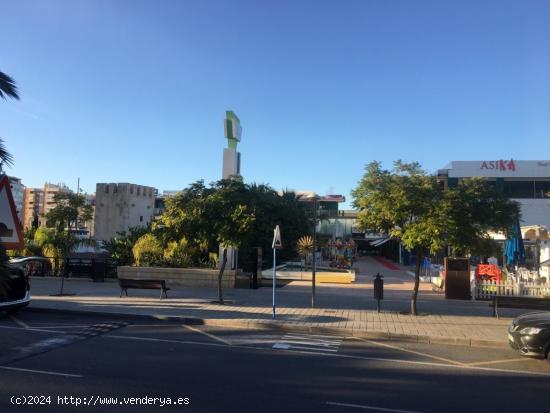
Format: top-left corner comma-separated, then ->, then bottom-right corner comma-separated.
222,111 -> 242,179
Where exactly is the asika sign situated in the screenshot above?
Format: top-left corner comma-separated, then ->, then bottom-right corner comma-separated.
480,159 -> 516,172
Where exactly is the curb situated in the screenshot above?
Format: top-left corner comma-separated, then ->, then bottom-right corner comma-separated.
24,304 -> 509,349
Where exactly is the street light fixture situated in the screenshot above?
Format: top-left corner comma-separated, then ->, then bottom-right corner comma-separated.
304,193 -> 320,308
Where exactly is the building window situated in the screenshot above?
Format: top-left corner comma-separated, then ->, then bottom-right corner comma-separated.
535,181 -> 550,199
502,181 -> 535,199
140,216 -> 143,222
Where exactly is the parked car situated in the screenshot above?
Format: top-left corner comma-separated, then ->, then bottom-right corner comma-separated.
508,312 -> 550,360
0,262 -> 30,314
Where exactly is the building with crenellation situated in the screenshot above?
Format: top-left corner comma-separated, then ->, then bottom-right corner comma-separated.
93,183 -> 156,241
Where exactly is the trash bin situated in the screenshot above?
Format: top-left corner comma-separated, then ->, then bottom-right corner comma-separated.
373,273 -> 384,312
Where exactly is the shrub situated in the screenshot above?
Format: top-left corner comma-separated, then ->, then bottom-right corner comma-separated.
132,234 -> 163,267
163,238 -> 193,268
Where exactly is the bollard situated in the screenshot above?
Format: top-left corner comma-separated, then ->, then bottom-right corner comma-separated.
373,273 -> 384,313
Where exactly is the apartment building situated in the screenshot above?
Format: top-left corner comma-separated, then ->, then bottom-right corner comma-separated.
22,183 -> 71,229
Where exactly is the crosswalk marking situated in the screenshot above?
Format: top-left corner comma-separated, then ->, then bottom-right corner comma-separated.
0,322 -> 128,366
272,333 -> 343,353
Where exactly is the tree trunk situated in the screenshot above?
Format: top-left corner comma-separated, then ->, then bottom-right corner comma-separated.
59,218 -> 70,295
411,248 -> 423,316
217,248 -> 227,305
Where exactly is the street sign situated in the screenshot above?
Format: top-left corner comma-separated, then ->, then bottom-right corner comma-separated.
0,175 -> 23,250
272,225 -> 282,249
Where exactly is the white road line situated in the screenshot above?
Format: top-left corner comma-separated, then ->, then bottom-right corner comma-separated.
273,333 -> 342,353
182,324 -> 232,345
284,335 -> 342,344
103,334 -> 550,377
9,316 -> 30,329
352,337 -> 466,366
278,339 -> 340,347
465,358 -> 528,366
0,325 -> 62,333
0,366 -> 83,378
327,401 -> 424,413
273,343 -> 338,352
29,325 -> 92,329
106,334 -> 230,348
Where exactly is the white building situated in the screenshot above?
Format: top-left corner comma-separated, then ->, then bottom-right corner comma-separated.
93,183 -> 156,242
438,160 -> 550,228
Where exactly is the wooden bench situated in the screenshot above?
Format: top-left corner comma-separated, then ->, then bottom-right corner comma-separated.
118,279 -> 170,299
491,295 -> 550,318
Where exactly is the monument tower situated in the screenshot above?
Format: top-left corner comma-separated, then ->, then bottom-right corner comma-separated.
220,111 -> 242,270
222,111 -> 242,179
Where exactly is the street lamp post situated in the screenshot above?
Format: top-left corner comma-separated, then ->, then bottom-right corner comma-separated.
312,196 -> 317,308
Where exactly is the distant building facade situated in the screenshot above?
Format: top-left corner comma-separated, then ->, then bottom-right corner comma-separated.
21,183 -> 72,229
22,188 -> 43,229
437,160 -> 550,228
94,183 -> 156,241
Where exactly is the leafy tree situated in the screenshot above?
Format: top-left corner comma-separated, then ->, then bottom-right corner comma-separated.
33,227 -> 64,274
44,192 -> 95,294
202,180 -> 255,304
155,179 -> 311,303
102,226 -> 149,266
230,186 -> 309,274
352,161 -> 518,315
9,227 -> 42,257
155,179 -> 255,303
132,233 -> 164,267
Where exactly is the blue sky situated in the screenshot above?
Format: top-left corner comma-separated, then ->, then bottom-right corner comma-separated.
1,0 -> 549,208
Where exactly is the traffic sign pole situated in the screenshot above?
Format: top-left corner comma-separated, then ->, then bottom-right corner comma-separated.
272,248 -> 276,319
271,225 -> 282,320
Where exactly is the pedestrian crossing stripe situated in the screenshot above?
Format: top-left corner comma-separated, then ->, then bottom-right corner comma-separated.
0,322 -> 128,366
272,333 -> 343,353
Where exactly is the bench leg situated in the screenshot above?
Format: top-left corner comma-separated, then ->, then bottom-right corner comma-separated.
164,289 -> 168,299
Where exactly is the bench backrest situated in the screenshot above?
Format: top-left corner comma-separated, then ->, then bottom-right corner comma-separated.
495,296 -> 550,308
118,279 -> 166,289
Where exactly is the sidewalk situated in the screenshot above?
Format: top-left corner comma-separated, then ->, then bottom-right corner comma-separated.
25,257 -> 519,349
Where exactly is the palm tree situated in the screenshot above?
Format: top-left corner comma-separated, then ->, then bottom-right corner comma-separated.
0,70 -> 18,173
297,235 -> 314,269
0,138 -> 14,171
0,71 -> 19,100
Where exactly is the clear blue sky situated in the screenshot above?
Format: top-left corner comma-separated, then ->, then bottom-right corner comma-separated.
1,0 -> 549,208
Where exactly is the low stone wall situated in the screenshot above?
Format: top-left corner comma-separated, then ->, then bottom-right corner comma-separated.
117,266 -> 237,288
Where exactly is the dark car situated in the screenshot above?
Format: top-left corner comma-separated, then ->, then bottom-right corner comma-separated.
0,263 -> 30,314
508,312 -> 550,360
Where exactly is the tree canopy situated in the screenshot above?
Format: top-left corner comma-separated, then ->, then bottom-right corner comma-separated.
352,160 -> 519,314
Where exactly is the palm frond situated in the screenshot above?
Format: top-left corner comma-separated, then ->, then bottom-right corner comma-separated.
0,138 -> 14,168
0,71 -> 19,100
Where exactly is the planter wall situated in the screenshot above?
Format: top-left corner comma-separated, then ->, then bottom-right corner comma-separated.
117,266 -> 238,288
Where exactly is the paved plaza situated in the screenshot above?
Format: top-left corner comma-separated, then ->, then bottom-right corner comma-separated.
24,257 -> 526,348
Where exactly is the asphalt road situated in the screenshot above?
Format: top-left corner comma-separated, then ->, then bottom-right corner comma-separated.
1,310 -> 549,413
